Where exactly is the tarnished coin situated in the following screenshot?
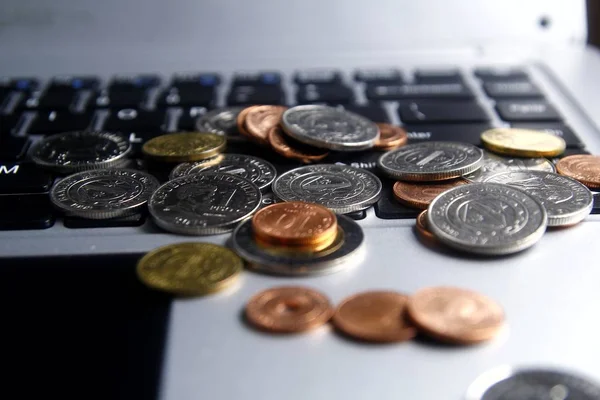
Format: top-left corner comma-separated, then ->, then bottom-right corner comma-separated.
272,164 -> 382,214
556,154 -> 600,189
374,123 -> 408,151
427,183 -> 547,255
169,153 -> 276,191
245,286 -> 333,333
332,291 -> 417,343
142,132 -> 226,162
393,178 -> 469,209
195,107 -> 244,137
378,142 -> 484,181
464,151 -> 555,182
407,286 -> 505,345
149,172 -> 261,235
244,105 -> 287,145
466,367 -> 600,400
415,210 -> 436,243
282,105 -> 379,151
268,125 -> 329,163
481,128 -> 566,158
136,242 -> 242,295
31,131 -> 131,173
485,171 -> 593,227
50,169 -> 159,219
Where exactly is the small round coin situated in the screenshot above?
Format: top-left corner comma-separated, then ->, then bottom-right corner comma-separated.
393,178 -> 469,209
464,151 -> 555,182
556,154 -> 600,189
136,242 -> 242,295
415,210 -> 436,242
268,125 -> 329,163
407,286 -> 505,345
244,105 -> 287,145
142,132 -> 226,162
195,107 -> 244,137
50,169 -> 159,219
236,106 -> 254,138
245,287 -> 333,333
374,123 -> 408,150
481,128 -> 566,158
378,142 -> 484,181
332,291 -> 417,343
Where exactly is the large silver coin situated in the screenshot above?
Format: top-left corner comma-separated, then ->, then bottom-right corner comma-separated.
195,107 -> 244,137
272,164 -> 382,214
378,141 -> 484,181
427,183 -> 547,255
169,153 -> 276,191
281,105 -> 379,151
31,131 -> 131,173
464,151 -> 555,182
50,169 -> 159,219
232,215 -> 365,276
484,170 -> 593,226
148,172 -> 261,235
466,366 -> 600,400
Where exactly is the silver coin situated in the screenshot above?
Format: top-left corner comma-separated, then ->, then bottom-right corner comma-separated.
272,164 -> 382,214
31,131 -> 131,173
427,183 -> 547,255
464,151 -> 555,182
232,215 -> 365,276
50,169 -> 159,219
378,141 -> 484,181
195,107 -> 243,137
281,105 -> 379,151
465,366 -> 600,400
148,172 -> 261,235
484,171 -> 593,226
169,153 -> 276,191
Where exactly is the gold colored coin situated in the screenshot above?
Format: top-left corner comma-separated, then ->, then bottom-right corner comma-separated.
142,132 -> 226,162
481,128 -> 565,158
136,243 -> 243,295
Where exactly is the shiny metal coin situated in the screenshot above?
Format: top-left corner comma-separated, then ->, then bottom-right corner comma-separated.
195,107 -> 244,138
484,171 -> 593,227
427,183 -> 547,255
464,151 -> 555,182
149,172 -> 261,235
272,164 -> 382,214
232,215 -> 365,276
31,131 -> 131,173
169,153 -> 276,191
50,169 -> 159,219
281,105 -> 379,151
378,141 -> 484,181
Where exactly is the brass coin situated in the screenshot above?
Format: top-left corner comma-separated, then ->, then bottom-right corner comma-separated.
374,123 -> 408,151
556,154 -> 600,189
481,128 -> 565,158
136,243 -> 243,295
267,125 -> 329,163
245,105 -> 287,145
142,132 -> 226,162
393,179 -> 469,209
245,286 -> 333,333
415,210 -> 436,242
407,286 -> 505,345
332,291 -> 417,342
255,226 -> 345,256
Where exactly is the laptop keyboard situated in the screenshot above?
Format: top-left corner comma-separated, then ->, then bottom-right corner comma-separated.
0,66 -> 597,232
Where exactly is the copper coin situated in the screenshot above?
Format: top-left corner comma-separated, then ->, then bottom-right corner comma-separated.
393,179 -> 469,209
332,291 -> 417,342
556,154 -> 600,189
415,210 -> 436,242
236,106 -> 254,138
244,105 -> 287,145
245,286 -> 333,333
407,286 -> 505,345
374,123 -> 408,150
267,125 -> 329,163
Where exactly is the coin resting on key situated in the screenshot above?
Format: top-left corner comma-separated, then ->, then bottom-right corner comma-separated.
142,132 -> 226,162
480,127 -> 566,158
392,178 -> 469,209
556,154 -> 600,189
463,150 -> 555,182
267,125 -> 329,163
374,123 -> 408,151
244,105 -> 287,145
195,107 -> 244,137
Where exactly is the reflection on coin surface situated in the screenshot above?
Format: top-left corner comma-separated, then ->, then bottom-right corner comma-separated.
481,128 -> 566,158
374,123 -> 408,150
464,151 -> 555,182
556,154 -> 600,189
273,164 -> 382,214
268,125 -> 329,163
484,171 -> 593,227
282,105 -> 379,151
332,291 -> 417,342
142,132 -> 226,162
149,173 -> 261,235
245,287 -> 333,333
393,178 -> 469,209
170,153 -> 276,191
31,131 -> 131,172
407,286 -> 505,344
244,105 -> 287,145
378,142 -> 484,181
195,107 -> 244,136
50,169 -> 159,219
427,183 -> 547,255
136,242 -> 242,295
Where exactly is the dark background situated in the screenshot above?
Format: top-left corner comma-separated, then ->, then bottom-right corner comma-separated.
589,0 -> 600,46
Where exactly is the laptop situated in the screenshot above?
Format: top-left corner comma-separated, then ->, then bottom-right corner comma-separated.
1,0 -> 600,398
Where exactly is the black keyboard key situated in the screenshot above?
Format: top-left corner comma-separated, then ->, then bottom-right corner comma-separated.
126,131 -> 165,158
474,67 -> 529,82
354,68 -> 402,84
104,109 -> 168,133
64,213 -> 146,229
374,179 -> 420,219
233,72 -> 281,86
346,210 -> 367,220
0,194 -> 55,230
592,193 -> 600,215
294,70 -> 342,85
343,105 -> 390,123
96,89 -> 148,109
323,150 -> 381,175
175,107 -> 209,132
0,114 -> 21,136
37,89 -> 79,110
366,83 -> 474,101
227,86 -> 284,106
399,101 -> 489,124
158,87 -> 215,108
0,136 -> 30,160
414,69 -> 462,83
296,84 -> 354,105
49,76 -> 100,91
0,163 -> 53,194
0,77 -> 39,91
496,100 -> 561,122
404,124 -> 492,145
27,111 -> 94,135
0,88 -> 12,104
109,75 -> 161,91
483,81 -> 543,99
172,73 -> 221,88
512,123 -> 584,148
